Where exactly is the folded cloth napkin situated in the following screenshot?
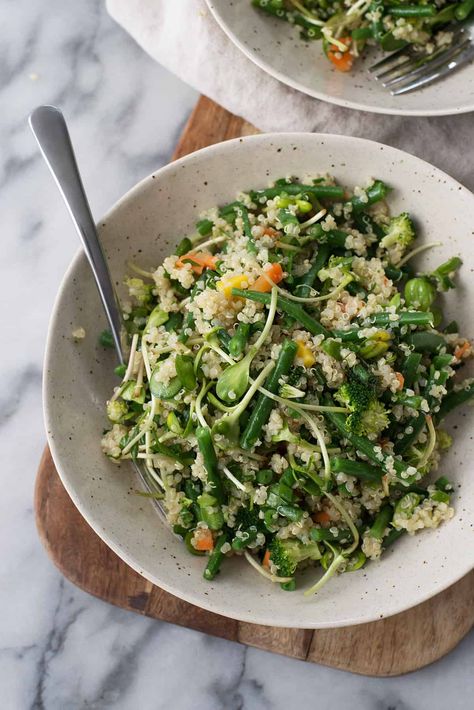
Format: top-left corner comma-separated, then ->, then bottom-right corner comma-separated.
107,0 -> 474,191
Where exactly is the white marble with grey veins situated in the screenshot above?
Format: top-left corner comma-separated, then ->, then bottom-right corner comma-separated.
1,1 -> 473,708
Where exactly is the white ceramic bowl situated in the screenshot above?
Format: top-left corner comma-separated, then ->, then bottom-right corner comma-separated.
45,133 -> 474,628
206,0 -> 474,116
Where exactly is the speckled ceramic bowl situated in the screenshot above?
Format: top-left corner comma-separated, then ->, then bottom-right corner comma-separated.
45,133 -> 474,628
206,0 -> 474,116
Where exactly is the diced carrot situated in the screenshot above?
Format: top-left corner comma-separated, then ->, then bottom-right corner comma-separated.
252,263 -> 284,292
395,372 -> 405,389
313,510 -> 331,526
454,341 -> 470,360
262,549 -> 271,569
262,227 -> 279,238
327,37 -> 354,73
194,529 -> 214,552
176,252 -> 218,275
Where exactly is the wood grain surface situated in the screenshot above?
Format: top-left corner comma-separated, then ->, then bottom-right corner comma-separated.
35,96 -> 474,676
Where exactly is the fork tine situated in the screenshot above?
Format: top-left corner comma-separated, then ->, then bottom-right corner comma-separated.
375,54 -> 420,81
391,43 -> 474,95
383,39 -> 471,88
368,44 -> 410,73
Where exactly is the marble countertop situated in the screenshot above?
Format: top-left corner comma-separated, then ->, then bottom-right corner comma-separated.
2,1 -> 473,708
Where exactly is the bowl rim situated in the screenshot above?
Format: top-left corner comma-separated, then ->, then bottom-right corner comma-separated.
205,0 -> 474,117
44,131 -> 474,628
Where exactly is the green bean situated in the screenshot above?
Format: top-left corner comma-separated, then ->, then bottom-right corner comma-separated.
330,457 -> 383,482
310,526 -> 354,544
405,332 -> 445,353
185,530 -> 205,556
394,394 -> 425,409
436,381 -> 474,421
369,311 -> 433,327
296,243 -> 330,297
229,323 -> 251,358
324,408 -> 418,484
240,339 -> 297,450
404,277 -> 436,311
196,218 -> 214,237
204,533 -> 228,580
176,237 -> 192,256
234,203 -> 257,254
353,211 -> 385,239
232,288 -> 330,337
175,354 -> 197,391
401,352 -> 422,389
232,529 -> 258,550
350,180 -> 390,213
383,528 -> 405,549
455,0 -> 474,20
369,505 -> 393,540
387,4 -> 436,16
195,426 -> 224,502
198,493 -> 225,530
250,184 -> 345,202
385,265 -> 404,283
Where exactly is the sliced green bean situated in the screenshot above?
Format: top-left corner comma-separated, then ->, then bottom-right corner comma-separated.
240,339 -> 297,450
330,457 -> 383,482
195,426 -> 224,502
204,533 -> 229,580
232,288 -> 330,337
369,505 -> 393,540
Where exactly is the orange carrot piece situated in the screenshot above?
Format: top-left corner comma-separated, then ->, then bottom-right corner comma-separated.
328,38 -> 354,73
252,263 -> 284,292
194,529 -> 214,552
313,510 -> 331,526
454,342 -> 470,360
176,252 -> 218,274
395,372 -> 405,389
262,549 -> 271,569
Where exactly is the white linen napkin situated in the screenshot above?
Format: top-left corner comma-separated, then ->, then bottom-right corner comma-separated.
107,0 -> 474,191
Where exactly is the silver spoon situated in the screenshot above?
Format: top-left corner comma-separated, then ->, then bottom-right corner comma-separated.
29,105 -> 166,516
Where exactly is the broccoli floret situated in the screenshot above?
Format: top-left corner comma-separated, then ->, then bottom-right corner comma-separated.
235,506 -> 260,531
380,212 -> 415,257
359,401 -> 389,437
269,538 -> 321,577
106,399 -> 128,423
335,378 -> 388,436
125,277 -> 154,304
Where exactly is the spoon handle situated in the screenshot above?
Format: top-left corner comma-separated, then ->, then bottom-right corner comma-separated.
29,105 -> 124,363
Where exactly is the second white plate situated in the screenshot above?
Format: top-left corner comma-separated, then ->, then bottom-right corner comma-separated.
206,0 -> 474,116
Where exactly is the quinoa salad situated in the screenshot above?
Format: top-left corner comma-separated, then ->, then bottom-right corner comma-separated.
252,0 -> 471,72
101,174 -> 473,595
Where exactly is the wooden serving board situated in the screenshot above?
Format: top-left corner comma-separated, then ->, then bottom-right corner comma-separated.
35,96 -> 474,677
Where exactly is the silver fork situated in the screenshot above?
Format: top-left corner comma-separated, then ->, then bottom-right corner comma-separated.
29,105 -> 168,523
369,19 -> 474,95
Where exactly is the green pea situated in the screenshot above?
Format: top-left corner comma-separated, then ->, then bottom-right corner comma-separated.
114,364 -> 127,377
280,579 -> 296,591
404,277 -> 436,311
